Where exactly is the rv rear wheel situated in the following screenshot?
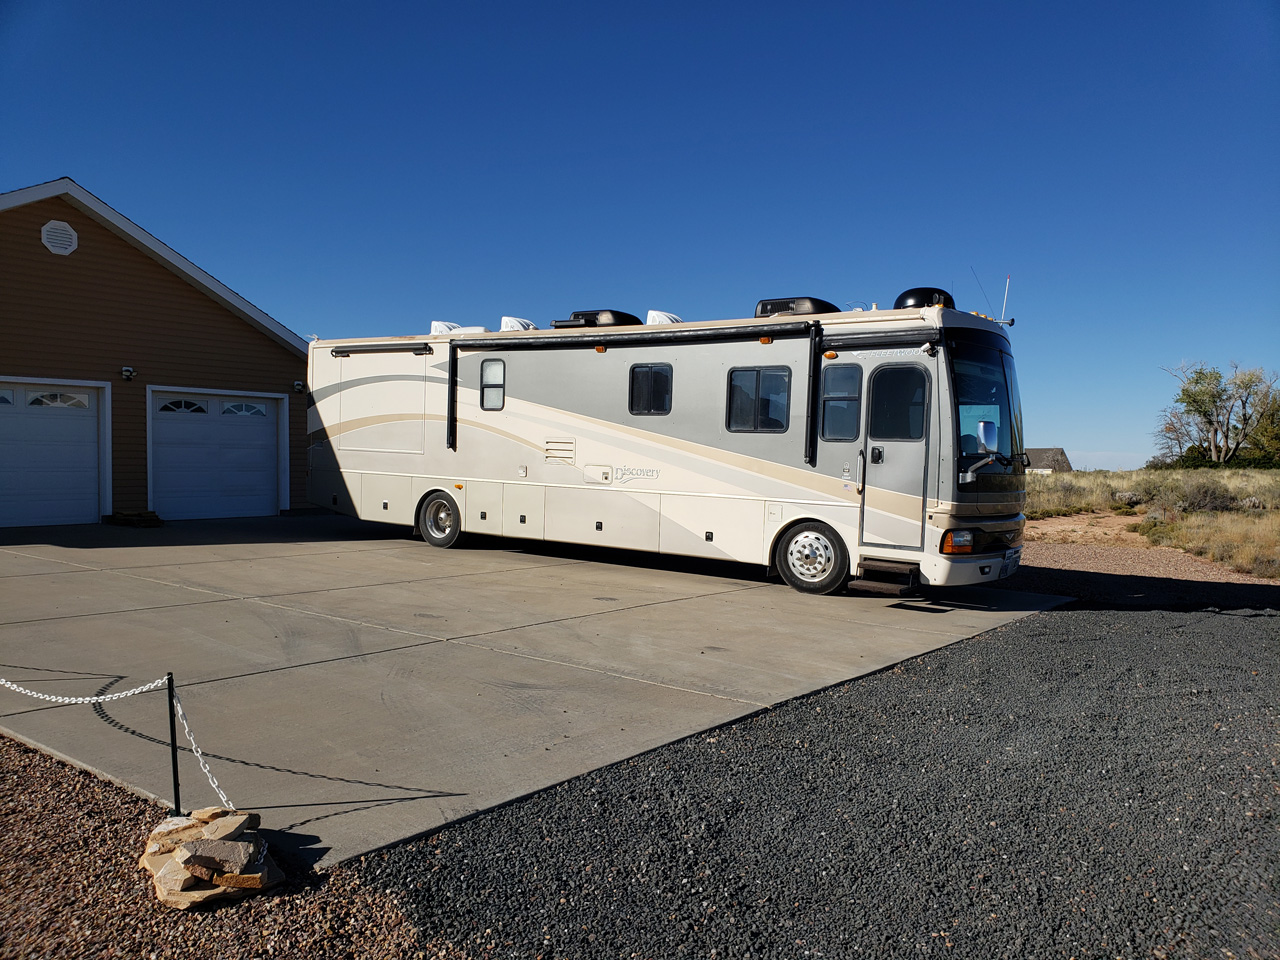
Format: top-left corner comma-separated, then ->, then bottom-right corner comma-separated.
419,491 -> 462,548
775,522 -> 849,595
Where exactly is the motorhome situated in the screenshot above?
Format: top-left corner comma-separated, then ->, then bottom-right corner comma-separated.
306,288 -> 1026,594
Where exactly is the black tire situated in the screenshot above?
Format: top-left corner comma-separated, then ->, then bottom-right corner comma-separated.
418,491 -> 462,548
774,521 -> 849,595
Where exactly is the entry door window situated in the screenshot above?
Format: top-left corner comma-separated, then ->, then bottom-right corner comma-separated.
868,367 -> 928,440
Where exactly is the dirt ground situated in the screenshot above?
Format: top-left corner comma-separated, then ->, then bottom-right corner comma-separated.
1022,511 -> 1150,546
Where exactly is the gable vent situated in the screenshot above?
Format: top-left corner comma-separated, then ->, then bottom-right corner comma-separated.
41,220 -> 78,255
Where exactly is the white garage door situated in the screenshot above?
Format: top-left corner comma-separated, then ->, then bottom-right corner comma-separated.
152,392 -> 280,520
0,382 -> 102,527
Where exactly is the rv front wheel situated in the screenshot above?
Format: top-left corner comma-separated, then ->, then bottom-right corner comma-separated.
419,491 -> 462,548
776,522 -> 849,595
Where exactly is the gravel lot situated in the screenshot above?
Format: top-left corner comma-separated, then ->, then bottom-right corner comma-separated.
2,530 -> 1277,960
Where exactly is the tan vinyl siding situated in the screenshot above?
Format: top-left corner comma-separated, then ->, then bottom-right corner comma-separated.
0,196 -> 308,513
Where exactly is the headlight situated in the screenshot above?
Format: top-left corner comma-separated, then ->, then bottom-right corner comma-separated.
941,530 -> 974,554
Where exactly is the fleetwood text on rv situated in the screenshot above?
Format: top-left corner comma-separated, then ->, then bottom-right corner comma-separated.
307,288 -> 1026,594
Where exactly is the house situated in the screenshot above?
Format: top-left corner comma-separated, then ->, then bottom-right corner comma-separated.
1025,447 -> 1074,474
0,178 -> 309,527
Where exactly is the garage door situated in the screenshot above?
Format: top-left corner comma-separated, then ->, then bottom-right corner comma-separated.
0,382 -> 102,527
152,392 -> 280,520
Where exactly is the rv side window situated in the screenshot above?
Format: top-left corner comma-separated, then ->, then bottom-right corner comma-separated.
727,366 -> 791,433
481,359 -> 505,411
820,364 -> 862,441
629,363 -> 672,416
868,365 -> 928,440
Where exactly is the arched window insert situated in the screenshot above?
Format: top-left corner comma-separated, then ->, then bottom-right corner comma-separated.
159,399 -> 207,414
223,402 -> 266,417
29,392 -> 89,409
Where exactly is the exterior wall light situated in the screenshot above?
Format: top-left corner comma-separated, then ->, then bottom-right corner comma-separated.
121,366 -> 136,381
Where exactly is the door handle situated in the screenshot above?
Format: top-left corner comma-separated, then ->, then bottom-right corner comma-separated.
856,450 -> 865,495
871,446 -> 884,464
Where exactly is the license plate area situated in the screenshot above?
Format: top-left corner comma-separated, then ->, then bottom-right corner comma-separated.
999,546 -> 1022,578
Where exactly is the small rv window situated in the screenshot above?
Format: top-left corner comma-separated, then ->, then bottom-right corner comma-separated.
820,364 -> 862,441
629,363 -> 672,416
727,366 -> 790,433
480,359 -> 505,411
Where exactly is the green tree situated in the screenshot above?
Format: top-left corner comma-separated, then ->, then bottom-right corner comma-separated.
1155,362 -> 1277,464
1241,388 -> 1280,461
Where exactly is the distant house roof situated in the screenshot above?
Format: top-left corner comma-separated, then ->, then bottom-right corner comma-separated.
0,177 -> 307,357
1026,448 -> 1074,472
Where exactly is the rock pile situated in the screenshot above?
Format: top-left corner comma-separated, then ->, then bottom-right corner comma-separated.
138,806 -> 283,909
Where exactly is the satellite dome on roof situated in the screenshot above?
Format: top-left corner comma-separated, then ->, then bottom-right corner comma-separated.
893,287 -> 955,310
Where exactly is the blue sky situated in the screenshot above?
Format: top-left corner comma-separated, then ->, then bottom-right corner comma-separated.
2,0 -> 1276,470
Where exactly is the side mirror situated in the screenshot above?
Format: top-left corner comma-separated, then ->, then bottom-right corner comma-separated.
977,420 -> 998,454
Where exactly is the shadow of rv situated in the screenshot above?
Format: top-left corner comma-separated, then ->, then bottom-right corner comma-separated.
989,560 -> 1279,614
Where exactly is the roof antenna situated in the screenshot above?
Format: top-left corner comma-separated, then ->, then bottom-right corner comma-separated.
970,266 -> 995,315
1001,274 -> 1011,320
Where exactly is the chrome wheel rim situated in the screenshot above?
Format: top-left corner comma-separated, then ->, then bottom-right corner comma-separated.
786,531 -> 835,582
426,500 -> 453,539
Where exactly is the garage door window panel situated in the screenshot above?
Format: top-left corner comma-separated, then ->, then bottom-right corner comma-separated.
0,390 -> 12,406
159,399 -> 208,414
29,392 -> 91,409
223,402 -> 267,417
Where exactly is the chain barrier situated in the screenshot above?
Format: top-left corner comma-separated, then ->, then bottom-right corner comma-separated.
1,672 -> 234,814
171,689 -> 236,811
0,675 -> 168,704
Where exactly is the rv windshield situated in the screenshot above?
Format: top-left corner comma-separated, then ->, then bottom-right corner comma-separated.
951,341 -> 1023,467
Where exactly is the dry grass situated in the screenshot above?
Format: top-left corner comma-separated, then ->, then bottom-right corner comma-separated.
1025,469 -> 1280,519
1024,468 -> 1280,579
1131,511 -> 1280,580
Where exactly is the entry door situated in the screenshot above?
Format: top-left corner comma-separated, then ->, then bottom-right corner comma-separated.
860,364 -> 930,549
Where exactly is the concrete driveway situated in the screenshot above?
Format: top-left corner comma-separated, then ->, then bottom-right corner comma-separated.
0,516 -> 1061,868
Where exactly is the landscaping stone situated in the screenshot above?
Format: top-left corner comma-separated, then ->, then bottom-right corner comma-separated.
154,858 -> 198,894
201,813 -> 255,842
211,853 -> 284,890
139,812 -> 279,909
174,837 -> 257,875
146,816 -> 203,844
190,806 -> 234,822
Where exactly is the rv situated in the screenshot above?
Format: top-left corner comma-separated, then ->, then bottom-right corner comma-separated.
306,288 -> 1026,595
